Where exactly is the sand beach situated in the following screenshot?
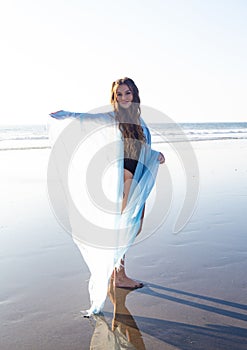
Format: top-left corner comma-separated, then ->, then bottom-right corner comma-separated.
0,138 -> 247,349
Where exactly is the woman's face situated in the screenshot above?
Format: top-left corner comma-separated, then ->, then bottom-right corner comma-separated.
116,84 -> 133,109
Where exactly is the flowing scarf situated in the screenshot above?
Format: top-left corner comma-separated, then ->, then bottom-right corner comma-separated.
48,110 -> 160,315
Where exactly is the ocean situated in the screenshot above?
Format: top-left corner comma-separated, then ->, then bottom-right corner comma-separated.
0,124 -> 49,151
150,122 -> 247,143
0,122 -> 247,150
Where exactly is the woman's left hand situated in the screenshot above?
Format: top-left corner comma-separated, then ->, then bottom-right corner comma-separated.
158,152 -> 165,164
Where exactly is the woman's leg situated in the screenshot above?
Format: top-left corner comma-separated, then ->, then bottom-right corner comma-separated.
113,169 -> 144,289
121,168 -> 133,212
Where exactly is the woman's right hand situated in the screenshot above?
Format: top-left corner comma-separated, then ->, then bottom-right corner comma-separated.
158,152 -> 165,164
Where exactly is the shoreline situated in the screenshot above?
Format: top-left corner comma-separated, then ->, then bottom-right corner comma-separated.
0,136 -> 247,152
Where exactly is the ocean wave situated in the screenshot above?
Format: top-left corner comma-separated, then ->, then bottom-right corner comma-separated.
0,146 -> 51,151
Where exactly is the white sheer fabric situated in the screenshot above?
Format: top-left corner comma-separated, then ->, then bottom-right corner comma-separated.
48,110 -> 159,315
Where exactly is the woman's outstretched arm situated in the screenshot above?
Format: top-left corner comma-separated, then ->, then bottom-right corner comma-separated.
49,110 -> 87,119
50,110 -> 114,120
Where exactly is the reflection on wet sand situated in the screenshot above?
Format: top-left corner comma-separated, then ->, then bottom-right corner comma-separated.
89,280 -> 146,349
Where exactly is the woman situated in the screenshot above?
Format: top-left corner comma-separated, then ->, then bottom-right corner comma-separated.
49,77 -> 165,315
110,78 -> 165,289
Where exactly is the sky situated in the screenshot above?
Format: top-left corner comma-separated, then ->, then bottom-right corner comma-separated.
0,0 -> 246,125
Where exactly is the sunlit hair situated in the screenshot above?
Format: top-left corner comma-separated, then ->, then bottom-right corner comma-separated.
111,77 -> 146,160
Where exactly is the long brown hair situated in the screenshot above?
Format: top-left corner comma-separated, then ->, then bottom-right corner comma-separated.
111,77 -> 146,160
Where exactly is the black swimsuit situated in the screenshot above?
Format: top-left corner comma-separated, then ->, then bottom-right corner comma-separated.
124,158 -> 138,175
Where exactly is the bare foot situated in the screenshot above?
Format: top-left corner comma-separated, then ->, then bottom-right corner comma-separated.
114,274 -> 143,289
112,258 -> 144,289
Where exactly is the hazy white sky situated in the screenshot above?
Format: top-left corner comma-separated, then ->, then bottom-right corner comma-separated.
0,0 -> 246,124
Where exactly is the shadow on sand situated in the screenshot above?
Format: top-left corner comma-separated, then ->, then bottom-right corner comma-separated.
134,282 -> 247,349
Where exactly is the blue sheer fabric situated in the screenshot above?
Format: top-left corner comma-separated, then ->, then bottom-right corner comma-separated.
48,110 -> 160,315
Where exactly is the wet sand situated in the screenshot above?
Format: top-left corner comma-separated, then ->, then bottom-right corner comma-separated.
0,140 -> 247,349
